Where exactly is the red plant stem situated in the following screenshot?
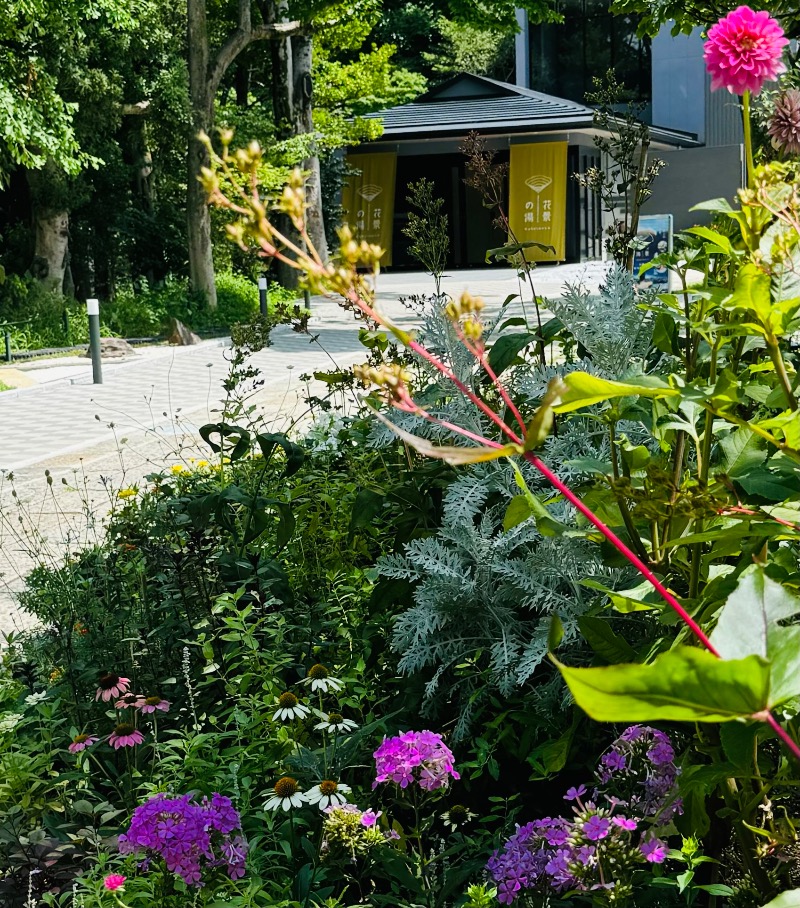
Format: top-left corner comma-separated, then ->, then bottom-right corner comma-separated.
764,713 -> 800,762
407,338 -> 523,444
453,324 -> 528,436
524,452 -> 720,656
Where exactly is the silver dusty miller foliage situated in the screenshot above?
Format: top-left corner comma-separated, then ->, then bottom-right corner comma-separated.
370,267 -> 654,734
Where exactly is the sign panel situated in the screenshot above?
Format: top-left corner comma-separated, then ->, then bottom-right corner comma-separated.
508,142 -> 567,261
633,214 -> 673,290
342,153 -> 397,266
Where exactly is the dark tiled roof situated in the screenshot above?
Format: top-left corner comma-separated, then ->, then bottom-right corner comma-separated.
361,73 -> 699,147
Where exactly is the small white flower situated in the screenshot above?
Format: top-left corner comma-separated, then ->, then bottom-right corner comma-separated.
24,691 -> 48,706
0,713 -> 23,733
305,780 -> 351,811
302,664 -> 343,693
272,692 -> 311,722
264,777 -> 306,812
315,712 -> 358,734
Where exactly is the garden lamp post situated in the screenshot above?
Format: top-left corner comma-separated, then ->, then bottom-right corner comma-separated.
87,298 -> 103,384
258,275 -> 268,316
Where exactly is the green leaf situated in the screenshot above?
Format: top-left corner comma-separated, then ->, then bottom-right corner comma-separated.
551,648 -> 771,723
737,468 -> 800,501
548,615 -> 565,651
710,567 -> 800,706
725,262 -> 772,322
578,616 -> 636,663
349,489 -> 384,533
760,890 -> 800,908
524,377 -> 566,451
486,240 -> 555,262
554,372 -> 678,413
200,423 -> 251,461
719,429 -> 767,479
488,332 -> 539,375
255,432 -> 304,477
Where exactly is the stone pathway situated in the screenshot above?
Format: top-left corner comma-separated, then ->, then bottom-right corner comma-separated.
0,263 -> 609,634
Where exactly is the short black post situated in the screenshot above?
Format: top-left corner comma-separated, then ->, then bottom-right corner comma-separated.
87,298 -> 103,384
3,331 -> 11,363
258,275 -> 268,316
62,308 -> 71,345
303,289 -> 312,312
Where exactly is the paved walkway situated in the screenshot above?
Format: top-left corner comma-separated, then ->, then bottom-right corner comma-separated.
0,263 -> 609,634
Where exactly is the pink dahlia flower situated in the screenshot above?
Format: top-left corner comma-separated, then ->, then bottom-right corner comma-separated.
704,6 -> 788,95
109,723 -> 144,749
68,733 -> 98,754
139,696 -> 170,714
103,874 -> 127,891
96,673 -> 131,702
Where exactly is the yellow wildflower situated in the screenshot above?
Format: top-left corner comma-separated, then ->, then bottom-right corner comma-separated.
118,488 -> 137,500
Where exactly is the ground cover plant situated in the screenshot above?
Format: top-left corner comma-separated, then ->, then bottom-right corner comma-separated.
2,5 -> 800,908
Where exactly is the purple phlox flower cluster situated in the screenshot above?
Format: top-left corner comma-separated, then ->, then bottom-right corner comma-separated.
373,730 -> 460,791
595,726 -> 682,823
119,792 -> 247,886
487,727 -> 680,904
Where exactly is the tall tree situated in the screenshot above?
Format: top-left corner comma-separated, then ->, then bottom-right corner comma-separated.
186,0 -> 301,307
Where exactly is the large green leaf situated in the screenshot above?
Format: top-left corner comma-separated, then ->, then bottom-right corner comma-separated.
553,372 -> 679,413
760,891 -> 800,908
725,262 -> 772,322
552,647 -> 771,722
719,429 -> 766,479
488,332 -> 540,375
710,567 -> 800,705
578,616 -> 636,663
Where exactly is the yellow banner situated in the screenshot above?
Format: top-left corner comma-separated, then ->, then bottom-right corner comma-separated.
342,153 -> 397,266
508,142 -> 567,261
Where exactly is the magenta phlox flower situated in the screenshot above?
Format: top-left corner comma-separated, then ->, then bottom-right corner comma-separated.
564,785 -> 587,801
361,809 -> 381,827
373,730 -> 459,791
704,6 -> 788,95
487,727 -> 682,903
640,838 -> 668,863
119,792 -> 247,886
583,816 -> 611,841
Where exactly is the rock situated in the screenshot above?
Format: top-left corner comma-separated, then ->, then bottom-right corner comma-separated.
168,318 -> 202,346
83,337 -> 135,358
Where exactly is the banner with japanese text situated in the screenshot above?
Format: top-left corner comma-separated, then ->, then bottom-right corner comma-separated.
342,153 -> 397,266
508,142 -> 567,261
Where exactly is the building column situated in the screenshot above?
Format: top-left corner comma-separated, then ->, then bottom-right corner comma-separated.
515,8 -> 530,89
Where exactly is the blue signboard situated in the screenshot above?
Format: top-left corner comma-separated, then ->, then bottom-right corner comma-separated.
633,214 -> 673,290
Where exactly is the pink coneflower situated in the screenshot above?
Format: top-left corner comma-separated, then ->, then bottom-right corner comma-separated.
115,693 -> 145,709
68,733 -> 98,754
103,874 -> 126,891
96,673 -> 131,702
704,6 -> 788,95
109,723 -> 144,749
139,696 -> 170,714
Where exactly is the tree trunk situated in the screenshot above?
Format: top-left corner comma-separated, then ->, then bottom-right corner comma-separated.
187,0 -> 218,308
292,34 -> 328,264
27,168 -> 69,297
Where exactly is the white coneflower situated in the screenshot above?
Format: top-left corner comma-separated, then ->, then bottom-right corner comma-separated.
305,780 -> 351,811
440,805 -> 477,831
264,777 -> 306,811
302,663 -> 343,693
314,712 -> 358,734
272,691 -> 310,722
